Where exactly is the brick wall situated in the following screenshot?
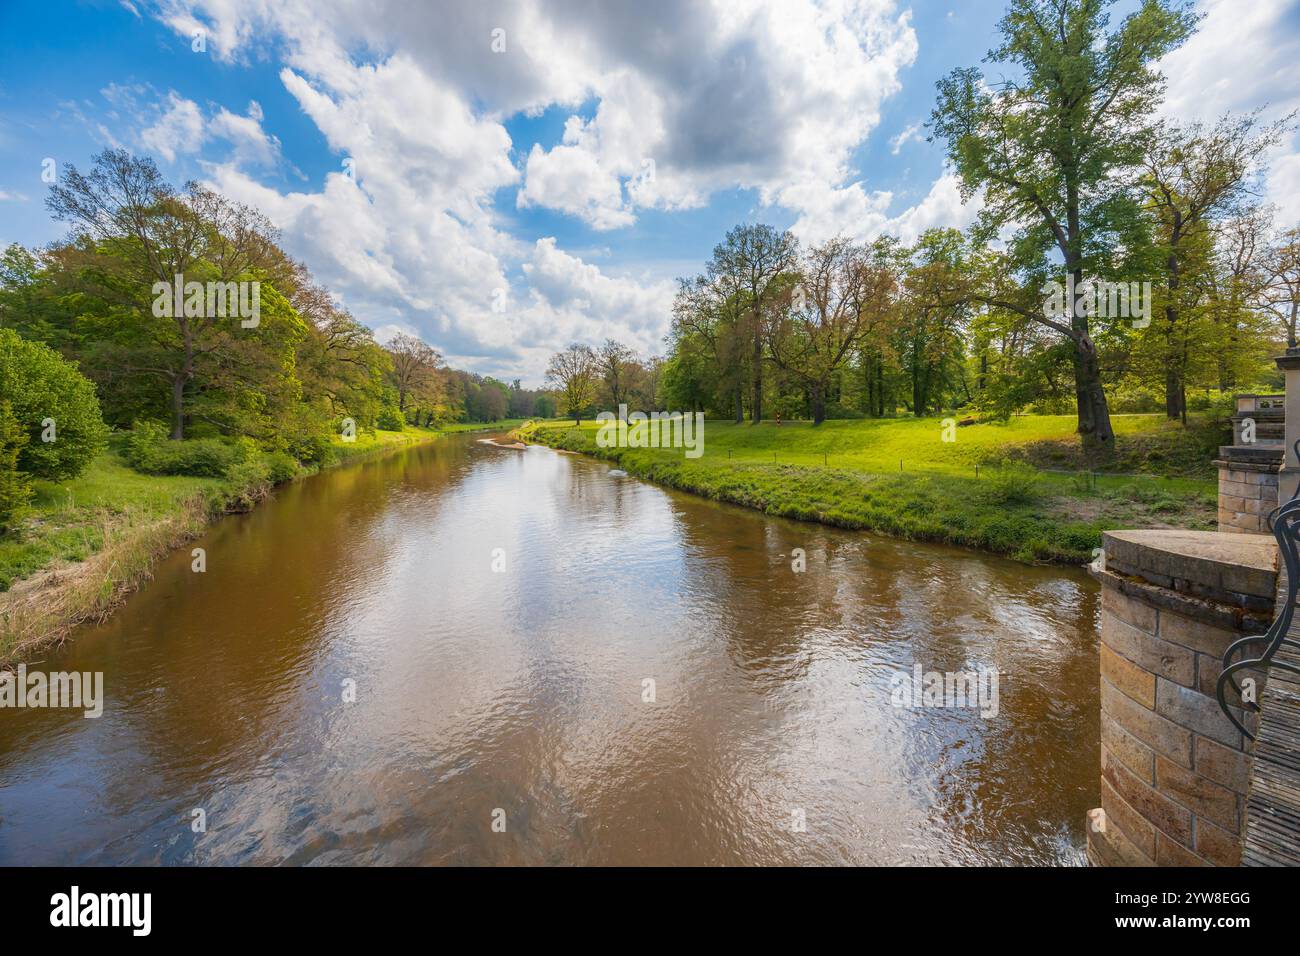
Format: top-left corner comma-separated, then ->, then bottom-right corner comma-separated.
1086,531 -> 1274,867
1216,463 -> 1278,535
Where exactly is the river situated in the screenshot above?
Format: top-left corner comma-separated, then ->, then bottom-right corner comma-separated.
0,433 -> 1099,865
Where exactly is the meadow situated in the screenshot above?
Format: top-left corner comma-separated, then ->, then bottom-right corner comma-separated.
518,413 -> 1222,564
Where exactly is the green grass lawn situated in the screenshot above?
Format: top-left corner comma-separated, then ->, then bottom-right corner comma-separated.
520,414 -> 1223,563
0,453 -> 222,592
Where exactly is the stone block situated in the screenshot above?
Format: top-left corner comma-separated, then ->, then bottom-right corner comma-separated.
1104,754 -> 1194,847
1102,677 -> 1193,767
1156,831 -> 1209,866
1194,817 -> 1243,867
1103,613 -> 1195,687
1100,777 -> 1157,862
1154,755 -> 1240,831
1102,712 -> 1155,784
1155,677 -> 1245,750
1101,643 -> 1157,708
1193,735 -> 1252,794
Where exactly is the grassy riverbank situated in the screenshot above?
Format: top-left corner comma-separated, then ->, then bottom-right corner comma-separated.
517,414 -> 1220,565
0,424 -> 448,661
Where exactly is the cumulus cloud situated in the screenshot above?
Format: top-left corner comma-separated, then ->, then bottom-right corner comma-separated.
788,172 -> 980,246
136,0 -> 974,380
114,85 -> 281,167
139,91 -> 205,162
1160,0 -> 1300,226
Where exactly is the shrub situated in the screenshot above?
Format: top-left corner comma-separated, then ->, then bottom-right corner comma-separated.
222,458 -> 271,512
125,421 -> 242,477
0,400 -> 33,535
0,327 -> 108,480
289,430 -> 335,467
983,460 -> 1044,504
262,450 -> 300,484
376,406 -> 405,431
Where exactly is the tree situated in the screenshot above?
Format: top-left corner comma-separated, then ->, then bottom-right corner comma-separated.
47,149 -> 290,439
766,238 -> 892,424
670,272 -> 745,421
932,0 -> 1197,450
546,344 -> 599,424
1140,112 -> 1286,419
0,328 -> 108,480
386,332 -> 444,415
597,339 -> 637,410
0,400 -> 32,535
1265,226 -> 1300,349
711,224 -> 798,423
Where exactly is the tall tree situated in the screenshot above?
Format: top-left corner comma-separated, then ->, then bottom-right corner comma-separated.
597,339 -> 637,410
46,149 -> 288,438
1266,226 -> 1300,349
386,332 -> 444,415
546,343 -> 599,424
766,238 -> 892,424
710,224 -> 798,424
932,0 -> 1197,451
1141,112 -> 1285,419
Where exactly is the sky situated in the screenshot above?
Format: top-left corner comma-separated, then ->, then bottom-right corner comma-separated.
1,0 -> 1298,386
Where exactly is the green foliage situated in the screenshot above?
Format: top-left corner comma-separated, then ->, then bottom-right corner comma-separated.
125,421 -> 243,477
0,327 -> 108,480
0,401 -> 33,535
262,450 -> 300,484
376,405 -> 405,430
221,457 -> 272,512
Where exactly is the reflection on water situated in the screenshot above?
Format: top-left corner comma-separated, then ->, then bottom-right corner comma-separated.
0,434 -> 1099,865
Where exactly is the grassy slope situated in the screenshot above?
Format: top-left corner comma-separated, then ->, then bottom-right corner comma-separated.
518,414 -> 1220,565
0,425 -> 444,659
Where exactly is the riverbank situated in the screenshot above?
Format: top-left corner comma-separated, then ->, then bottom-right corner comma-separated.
0,424 -> 460,662
516,416 -> 1218,565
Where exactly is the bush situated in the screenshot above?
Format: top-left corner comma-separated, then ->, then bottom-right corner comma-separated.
221,458 -> 271,512
983,460 -> 1044,504
0,328 -> 108,480
0,400 -> 33,535
376,406 -> 405,431
125,421 -> 243,477
262,450 -> 300,484
289,430 -> 335,467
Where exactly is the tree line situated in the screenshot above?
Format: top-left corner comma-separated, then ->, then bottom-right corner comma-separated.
548,0 -> 1300,450
0,149 -> 536,531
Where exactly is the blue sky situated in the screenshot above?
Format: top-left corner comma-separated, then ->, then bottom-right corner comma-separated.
1,0 -> 1296,384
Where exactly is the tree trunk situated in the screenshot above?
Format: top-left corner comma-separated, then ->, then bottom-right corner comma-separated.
734,383 -> 744,425
811,383 -> 826,425
170,375 -> 186,440
750,315 -> 763,424
1164,247 -> 1182,419
1164,360 -> 1183,421
1071,333 -> 1114,452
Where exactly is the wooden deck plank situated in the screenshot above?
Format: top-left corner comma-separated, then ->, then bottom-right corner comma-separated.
1244,560 -> 1300,866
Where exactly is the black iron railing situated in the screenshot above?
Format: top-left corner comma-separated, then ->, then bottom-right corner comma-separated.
1217,439 -> 1300,740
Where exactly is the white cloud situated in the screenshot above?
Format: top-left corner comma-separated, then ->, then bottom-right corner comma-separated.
1160,0 -> 1300,226
889,121 -> 924,155
788,172 -> 980,246
139,91 -> 205,162
125,87 -> 281,167
136,0 -> 951,380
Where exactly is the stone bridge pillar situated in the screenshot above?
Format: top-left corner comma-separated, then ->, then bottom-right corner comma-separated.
1086,530 -> 1275,866
1278,349 -> 1300,504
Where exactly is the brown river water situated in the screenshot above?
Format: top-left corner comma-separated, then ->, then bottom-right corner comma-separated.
0,433 -> 1100,865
